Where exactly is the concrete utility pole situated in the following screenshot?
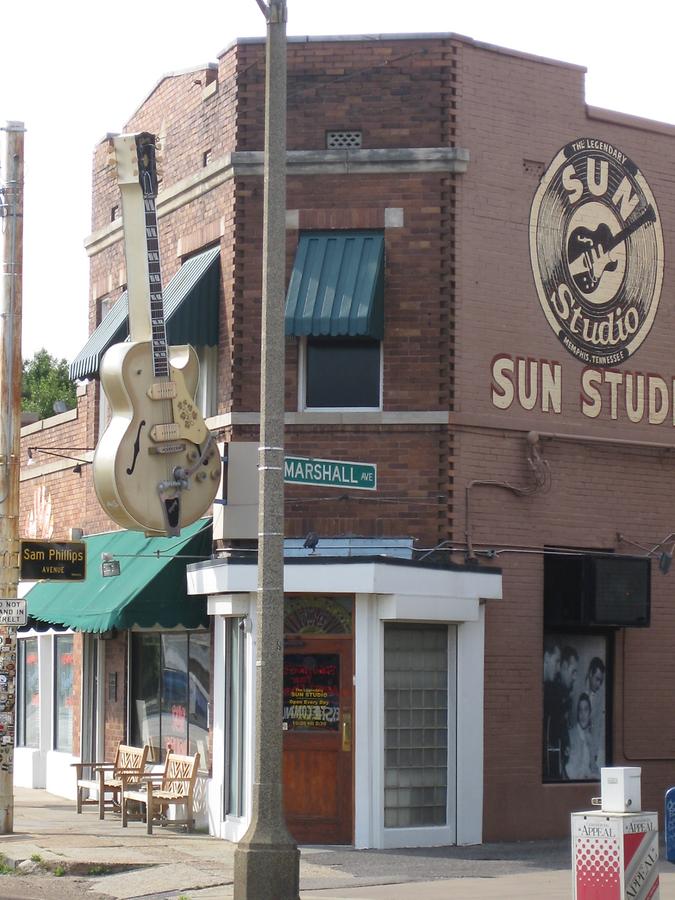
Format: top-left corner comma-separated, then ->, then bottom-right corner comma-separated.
0,121 -> 25,834
233,2 -> 299,899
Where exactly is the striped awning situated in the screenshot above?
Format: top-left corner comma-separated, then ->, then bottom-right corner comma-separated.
69,246 -> 220,381
285,232 -> 384,339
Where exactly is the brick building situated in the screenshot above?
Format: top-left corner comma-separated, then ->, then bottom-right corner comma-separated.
14,31 -> 675,847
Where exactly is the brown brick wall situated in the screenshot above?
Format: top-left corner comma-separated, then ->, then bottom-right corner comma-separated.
103,632 -> 127,759
454,38 -> 675,838
74,33 -> 675,843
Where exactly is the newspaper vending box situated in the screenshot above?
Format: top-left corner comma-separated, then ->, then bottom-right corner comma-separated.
572,811 -> 659,899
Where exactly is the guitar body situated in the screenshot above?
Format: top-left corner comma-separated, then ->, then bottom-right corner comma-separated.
94,340 -> 220,536
92,131 -> 221,536
567,223 -> 618,294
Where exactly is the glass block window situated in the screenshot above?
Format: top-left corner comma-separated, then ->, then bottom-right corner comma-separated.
384,624 -> 448,828
326,130 -> 362,149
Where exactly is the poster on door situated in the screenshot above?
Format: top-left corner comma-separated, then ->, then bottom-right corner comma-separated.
283,653 -> 340,731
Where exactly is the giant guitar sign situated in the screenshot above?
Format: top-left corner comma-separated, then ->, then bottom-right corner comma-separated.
93,133 -> 221,536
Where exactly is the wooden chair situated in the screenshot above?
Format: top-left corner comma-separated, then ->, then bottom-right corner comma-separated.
73,743 -> 150,819
121,751 -> 200,834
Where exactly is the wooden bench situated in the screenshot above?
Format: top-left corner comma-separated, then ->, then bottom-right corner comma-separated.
121,751 -> 200,834
73,743 -> 150,819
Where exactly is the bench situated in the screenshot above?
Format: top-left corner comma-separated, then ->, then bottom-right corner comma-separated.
121,751 -> 200,834
73,743 -> 150,819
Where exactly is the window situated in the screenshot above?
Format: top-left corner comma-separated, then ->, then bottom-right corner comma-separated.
54,634 -> 75,752
384,624 -> 448,828
195,343 -> 218,418
285,231 -> 385,410
543,631 -> 608,783
130,632 -> 210,766
17,637 -> 39,748
304,336 -> 381,410
224,618 -> 246,817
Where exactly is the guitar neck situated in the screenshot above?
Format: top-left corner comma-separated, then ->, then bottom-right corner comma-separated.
607,206 -> 654,254
143,193 -> 169,378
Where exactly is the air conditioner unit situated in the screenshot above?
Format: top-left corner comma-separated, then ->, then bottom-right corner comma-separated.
544,553 -> 650,628
212,442 -> 259,540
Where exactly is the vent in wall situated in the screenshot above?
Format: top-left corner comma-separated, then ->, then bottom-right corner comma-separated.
523,158 -> 545,177
327,131 -> 363,149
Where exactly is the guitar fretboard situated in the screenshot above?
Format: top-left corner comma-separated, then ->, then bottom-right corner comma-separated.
142,190 -> 169,378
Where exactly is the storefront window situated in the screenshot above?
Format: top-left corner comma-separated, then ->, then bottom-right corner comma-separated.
131,632 -> 209,766
383,624 -> 448,828
543,631 -> 608,783
54,634 -> 75,752
17,637 -> 39,748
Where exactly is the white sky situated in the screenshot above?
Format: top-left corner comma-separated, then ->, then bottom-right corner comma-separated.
2,0 -> 674,364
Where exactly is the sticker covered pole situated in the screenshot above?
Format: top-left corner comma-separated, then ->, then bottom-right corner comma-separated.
0,121 -> 25,834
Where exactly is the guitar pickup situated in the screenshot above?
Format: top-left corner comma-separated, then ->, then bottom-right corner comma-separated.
150,423 -> 181,442
147,381 -> 177,400
148,442 -> 186,455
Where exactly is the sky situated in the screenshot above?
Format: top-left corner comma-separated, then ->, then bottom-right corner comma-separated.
2,0 -> 675,365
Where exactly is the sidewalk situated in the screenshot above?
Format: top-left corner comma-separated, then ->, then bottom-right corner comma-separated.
2,786 -> 675,899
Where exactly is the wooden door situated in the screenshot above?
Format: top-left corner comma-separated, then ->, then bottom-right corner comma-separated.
282,635 -> 353,844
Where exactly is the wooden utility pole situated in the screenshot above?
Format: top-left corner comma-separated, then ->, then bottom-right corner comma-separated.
233,2 -> 299,897
0,121 -> 25,834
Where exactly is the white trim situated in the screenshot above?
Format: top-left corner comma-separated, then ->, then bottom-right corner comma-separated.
205,410 -> 449,429
200,560 -> 499,848
188,559 -> 502,604
456,607 -> 485,845
210,599 -> 256,842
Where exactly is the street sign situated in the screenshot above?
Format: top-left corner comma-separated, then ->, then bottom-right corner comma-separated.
284,456 -> 377,491
20,539 -> 86,581
0,599 -> 26,626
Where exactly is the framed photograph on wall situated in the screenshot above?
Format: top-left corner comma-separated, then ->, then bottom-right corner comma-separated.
543,632 -> 609,783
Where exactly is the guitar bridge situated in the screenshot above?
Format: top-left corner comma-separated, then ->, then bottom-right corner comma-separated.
147,381 -> 177,400
148,442 -> 186,455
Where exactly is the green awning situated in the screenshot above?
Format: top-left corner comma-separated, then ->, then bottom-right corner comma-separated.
24,519 -> 212,633
69,246 -> 220,381
285,231 -> 384,339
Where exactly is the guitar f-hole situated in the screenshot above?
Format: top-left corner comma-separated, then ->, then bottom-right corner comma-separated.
126,420 -> 147,475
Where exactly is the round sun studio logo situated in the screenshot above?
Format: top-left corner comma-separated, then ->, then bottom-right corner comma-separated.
529,138 -> 663,366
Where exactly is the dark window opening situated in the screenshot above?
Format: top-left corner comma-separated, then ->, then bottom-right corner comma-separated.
305,336 -> 380,409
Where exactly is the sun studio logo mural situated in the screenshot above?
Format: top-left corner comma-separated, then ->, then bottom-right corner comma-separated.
529,138 -> 664,367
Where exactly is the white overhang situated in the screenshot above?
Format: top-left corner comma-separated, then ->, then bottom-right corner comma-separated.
188,557 -> 502,622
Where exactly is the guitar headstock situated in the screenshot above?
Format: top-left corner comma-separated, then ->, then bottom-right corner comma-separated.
135,132 -> 159,198
108,134 -> 140,186
108,132 -> 159,197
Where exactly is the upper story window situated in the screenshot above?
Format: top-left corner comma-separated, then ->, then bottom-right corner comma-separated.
303,336 -> 381,409
285,231 -> 384,411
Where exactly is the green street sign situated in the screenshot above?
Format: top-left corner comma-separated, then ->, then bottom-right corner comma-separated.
20,540 -> 86,581
284,456 -> 377,491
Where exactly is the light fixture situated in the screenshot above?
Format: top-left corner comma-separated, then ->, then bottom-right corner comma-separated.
26,446 -> 94,470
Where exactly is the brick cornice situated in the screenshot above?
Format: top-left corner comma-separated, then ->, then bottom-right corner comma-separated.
84,147 -> 470,257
